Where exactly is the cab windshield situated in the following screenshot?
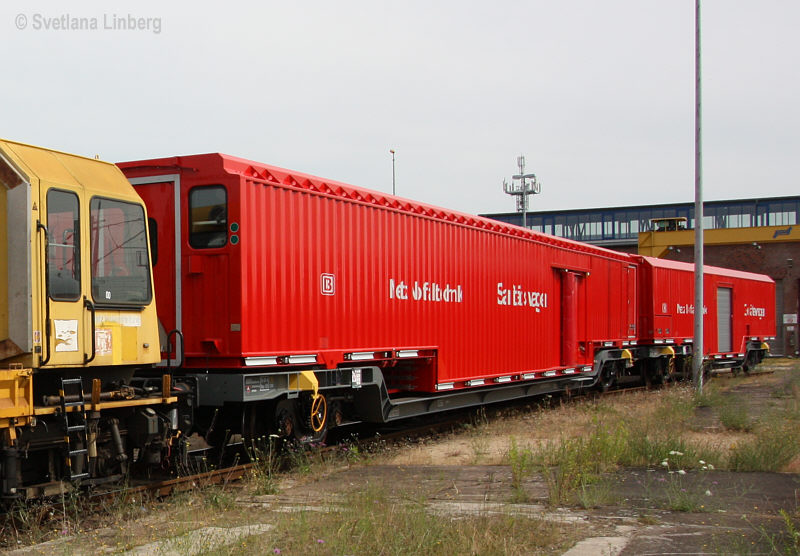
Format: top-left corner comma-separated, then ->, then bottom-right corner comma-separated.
90,197 -> 152,305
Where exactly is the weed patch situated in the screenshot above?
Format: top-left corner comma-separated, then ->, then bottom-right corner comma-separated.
575,476 -> 617,509
728,420 -> 800,471
507,438 -> 535,502
717,398 -> 753,432
256,486 -> 573,555
246,435 -> 281,495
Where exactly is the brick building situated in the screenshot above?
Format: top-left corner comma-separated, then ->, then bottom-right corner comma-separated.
483,196 -> 800,355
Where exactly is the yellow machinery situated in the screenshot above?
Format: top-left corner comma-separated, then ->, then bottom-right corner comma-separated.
0,139 -> 161,370
0,140 -> 176,498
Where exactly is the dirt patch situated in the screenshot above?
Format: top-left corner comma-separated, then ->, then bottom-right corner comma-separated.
242,463 -> 799,555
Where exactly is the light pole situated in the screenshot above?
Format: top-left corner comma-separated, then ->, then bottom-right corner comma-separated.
502,155 -> 541,229
390,149 -> 396,196
692,0 -> 704,392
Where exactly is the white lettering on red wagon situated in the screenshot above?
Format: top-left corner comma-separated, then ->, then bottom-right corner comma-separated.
676,303 -> 708,315
496,283 -> 548,312
320,273 -> 335,296
744,305 -> 766,317
389,278 -> 463,303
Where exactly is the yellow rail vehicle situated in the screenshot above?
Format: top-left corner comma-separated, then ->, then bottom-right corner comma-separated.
0,140 -> 176,498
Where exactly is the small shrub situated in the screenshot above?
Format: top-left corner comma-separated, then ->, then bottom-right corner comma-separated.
338,439 -> 363,464
619,427 -> 697,468
507,438 -> 535,502
650,455 -> 716,512
693,387 -> 723,408
662,476 -> 711,512
247,435 -> 280,495
203,485 -> 236,510
5,500 -> 54,546
469,434 -> 490,464
534,422 -> 624,507
717,399 -> 752,432
734,508 -> 800,555
779,509 -> 800,553
283,441 -> 314,474
729,421 -> 800,471
575,477 -> 616,509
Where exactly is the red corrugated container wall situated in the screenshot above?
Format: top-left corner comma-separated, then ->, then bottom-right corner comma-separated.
637,256 -> 774,354
122,154 -> 639,392
235,172 -> 636,386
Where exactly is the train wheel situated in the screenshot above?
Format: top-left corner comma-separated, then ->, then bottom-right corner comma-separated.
242,402 -> 269,443
599,365 -> 616,392
275,399 -> 298,440
742,352 -> 756,375
329,401 -> 344,428
649,359 -> 667,387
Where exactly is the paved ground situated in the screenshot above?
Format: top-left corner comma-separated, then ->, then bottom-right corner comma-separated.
244,463 -> 800,555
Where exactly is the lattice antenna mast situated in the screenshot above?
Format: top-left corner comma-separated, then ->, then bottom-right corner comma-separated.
502,155 -> 541,229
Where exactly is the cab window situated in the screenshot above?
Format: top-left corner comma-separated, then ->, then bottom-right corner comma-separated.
90,197 -> 152,305
189,186 -> 227,248
47,189 -> 80,301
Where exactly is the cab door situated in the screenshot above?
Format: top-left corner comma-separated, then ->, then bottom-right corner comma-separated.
41,186 -> 88,366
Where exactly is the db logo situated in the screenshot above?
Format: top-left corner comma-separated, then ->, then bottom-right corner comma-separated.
320,273 -> 336,296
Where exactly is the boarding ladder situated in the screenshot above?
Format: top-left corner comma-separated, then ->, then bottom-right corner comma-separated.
59,378 -> 90,481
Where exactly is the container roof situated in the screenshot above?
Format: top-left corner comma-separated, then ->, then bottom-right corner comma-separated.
118,152 -> 635,263
639,255 -> 774,283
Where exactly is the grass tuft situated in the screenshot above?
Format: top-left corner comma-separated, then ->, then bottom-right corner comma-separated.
728,420 -> 800,471
717,398 -> 753,432
246,436 -> 281,495
507,438 -> 535,502
255,485 -> 573,555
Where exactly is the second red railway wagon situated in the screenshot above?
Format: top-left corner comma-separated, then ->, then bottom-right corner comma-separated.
636,256 -> 774,374
119,153 -> 640,436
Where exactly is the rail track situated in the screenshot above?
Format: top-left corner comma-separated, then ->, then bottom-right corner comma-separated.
76,380 -> 680,501
0,370 -> 759,527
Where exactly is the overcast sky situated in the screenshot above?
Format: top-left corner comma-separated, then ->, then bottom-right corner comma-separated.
2,1 -> 798,215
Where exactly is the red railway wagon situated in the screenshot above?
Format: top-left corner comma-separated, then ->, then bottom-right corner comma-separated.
119,153 -> 639,437
635,256 -> 774,378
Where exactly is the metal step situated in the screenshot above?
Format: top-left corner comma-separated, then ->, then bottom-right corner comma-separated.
60,376 -> 90,482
